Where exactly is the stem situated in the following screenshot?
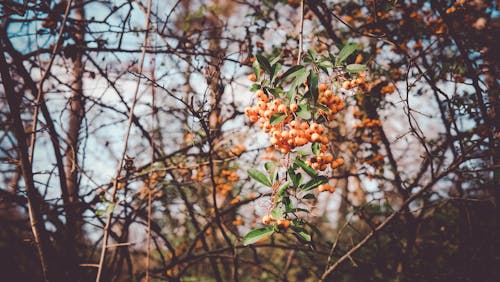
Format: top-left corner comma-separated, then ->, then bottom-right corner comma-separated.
297,0 -> 305,65
95,0 -> 152,280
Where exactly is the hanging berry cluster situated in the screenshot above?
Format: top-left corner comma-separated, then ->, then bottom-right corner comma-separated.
242,46 -> 366,246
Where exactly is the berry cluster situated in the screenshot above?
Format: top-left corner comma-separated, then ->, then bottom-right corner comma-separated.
262,215 -> 291,229
306,155 -> 345,171
353,118 -> 382,129
245,89 -> 341,155
318,183 -> 335,193
317,83 -> 345,120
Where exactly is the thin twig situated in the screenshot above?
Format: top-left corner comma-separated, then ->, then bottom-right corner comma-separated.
95,0 -> 153,280
29,0 -> 73,163
296,0 -> 305,65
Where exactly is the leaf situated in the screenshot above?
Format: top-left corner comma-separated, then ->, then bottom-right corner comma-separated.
248,168 -> 271,187
346,64 -> 367,73
277,65 -> 304,83
301,175 -> 328,191
307,49 -> 317,60
337,43 -> 357,63
271,63 -> 281,83
264,162 -> 277,172
288,167 -> 299,187
256,54 -> 272,74
294,159 -> 317,177
243,227 -> 274,246
312,142 -> 320,156
270,55 -> 281,66
250,83 -> 260,92
271,205 -> 284,220
296,230 -> 312,242
295,150 -> 309,157
296,104 -> 312,120
308,70 -> 319,102
276,181 -> 290,197
289,68 -> 308,93
270,113 -> 286,125
302,193 -> 316,200
253,59 -> 261,80
318,60 -> 334,69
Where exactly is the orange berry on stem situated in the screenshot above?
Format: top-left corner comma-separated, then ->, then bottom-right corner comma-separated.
248,73 -> 257,82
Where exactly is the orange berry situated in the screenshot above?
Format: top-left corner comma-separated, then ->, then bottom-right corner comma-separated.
248,73 -> 257,82
262,215 -> 273,225
276,219 -> 291,229
311,133 -> 320,142
290,103 -> 299,112
277,104 -> 287,113
319,83 -> 328,92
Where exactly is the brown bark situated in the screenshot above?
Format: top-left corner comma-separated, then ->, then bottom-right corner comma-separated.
0,48 -> 52,282
64,0 -> 85,243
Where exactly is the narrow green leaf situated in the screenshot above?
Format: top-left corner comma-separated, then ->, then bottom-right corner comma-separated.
308,70 -> 319,102
271,63 -> 281,83
295,150 -> 309,157
250,83 -> 260,92
276,181 -> 290,197
302,193 -> 316,200
337,43 -> 357,63
248,168 -> 271,187
307,49 -> 317,60
297,231 -> 311,242
270,113 -> 286,125
294,159 -> 317,177
253,59 -> 261,80
256,54 -> 272,74
271,205 -> 284,220
277,65 -> 304,83
296,104 -> 312,120
270,55 -> 281,66
301,175 -> 328,191
346,64 -> 366,73
264,162 -> 276,172
243,227 -> 274,246
290,68 -> 308,92
312,142 -> 320,156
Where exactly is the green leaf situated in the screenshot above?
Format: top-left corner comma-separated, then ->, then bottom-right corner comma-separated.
290,68 -> 308,92
346,64 -> 366,73
276,181 -> 290,197
302,193 -> 316,200
270,113 -> 286,125
264,162 -> 276,172
308,70 -> 319,102
307,49 -> 317,60
337,43 -> 357,63
250,83 -> 260,92
277,65 -> 304,83
271,205 -> 284,220
296,104 -> 312,120
318,60 -> 334,69
296,230 -> 312,242
295,150 -> 309,157
312,142 -> 320,156
253,59 -> 261,80
301,175 -> 328,191
271,63 -> 281,83
248,168 -> 271,187
294,159 -> 317,177
243,227 -> 274,246
256,54 -> 272,74
270,55 -> 281,66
